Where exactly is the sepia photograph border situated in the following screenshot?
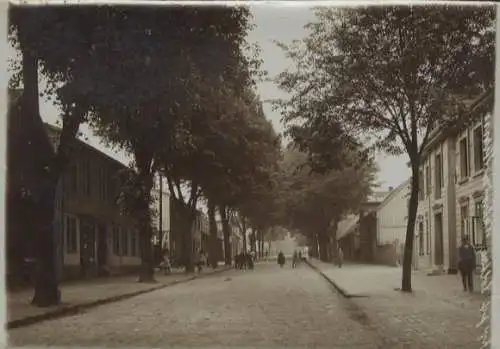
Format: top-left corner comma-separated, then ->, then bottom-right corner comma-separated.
0,1 -> 499,349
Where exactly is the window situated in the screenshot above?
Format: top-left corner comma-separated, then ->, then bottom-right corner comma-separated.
459,137 -> 469,179
113,226 -> 121,255
425,216 -> 430,255
472,201 -> 485,248
130,230 -> 138,257
473,126 -> 484,172
418,169 -> 424,201
434,153 -> 443,199
425,165 -> 431,197
460,204 -> 469,239
65,215 -> 78,253
121,228 -> 129,256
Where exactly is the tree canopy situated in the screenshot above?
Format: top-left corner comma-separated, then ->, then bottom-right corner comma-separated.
274,5 -> 495,290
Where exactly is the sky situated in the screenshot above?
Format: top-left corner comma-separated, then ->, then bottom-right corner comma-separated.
6,5 -> 410,190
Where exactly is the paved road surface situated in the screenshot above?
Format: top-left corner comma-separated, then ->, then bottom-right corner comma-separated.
9,262 -> 385,349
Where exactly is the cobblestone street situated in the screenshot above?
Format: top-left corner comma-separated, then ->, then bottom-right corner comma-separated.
9,262 -> 384,349
309,260 -> 485,349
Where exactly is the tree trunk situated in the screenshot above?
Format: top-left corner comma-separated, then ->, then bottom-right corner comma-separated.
401,163 -> 420,292
183,208 -> 196,273
242,219 -> 247,253
328,219 -> 339,262
136,165 -> 155,283
250,228 -> 256,252
311,233 -> 319,258
259,231 -> 265,258
219,206 -> 232,266
207,199 -> 218,269
318,231 -> 329,262
19,42 -> 61,307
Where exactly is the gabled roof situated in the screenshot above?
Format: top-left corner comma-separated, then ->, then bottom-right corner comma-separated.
336,214 -> 359,240
376,179 -> 410,212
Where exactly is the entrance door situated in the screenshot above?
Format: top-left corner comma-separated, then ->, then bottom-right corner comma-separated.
434,213 -> 444,266
80,218 -> 96,277
96,223 -> 108,275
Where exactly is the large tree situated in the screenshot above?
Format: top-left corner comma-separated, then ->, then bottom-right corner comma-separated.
8,5 -> 118,306
275,6 -> 495,291
279,147 -> 376,262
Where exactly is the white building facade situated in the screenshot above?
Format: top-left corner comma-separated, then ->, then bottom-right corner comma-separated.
376,180 -> 410,246
416,91 -> 491,274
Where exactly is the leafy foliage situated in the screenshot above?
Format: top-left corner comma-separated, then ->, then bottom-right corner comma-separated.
274,5 -> 495,289
279,147 -> 376,240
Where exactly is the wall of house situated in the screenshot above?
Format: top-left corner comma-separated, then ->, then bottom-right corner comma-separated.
416,136 -> 454,272
454,117 -> 487,270
374,243 -> 398,267
60,140 -> 141,278
376,183 -> 409,245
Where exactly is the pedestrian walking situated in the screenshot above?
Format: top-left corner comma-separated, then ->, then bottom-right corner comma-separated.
193,249 -> 203,273
458,236 -> 476,292
161,249 -> 172,275
277,251 -> 285,268
292,250 -> 298,268
337,246 -> 344,268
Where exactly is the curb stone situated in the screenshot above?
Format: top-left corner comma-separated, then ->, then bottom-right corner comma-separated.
304,259 -> 356,298
7,267 -> 231,330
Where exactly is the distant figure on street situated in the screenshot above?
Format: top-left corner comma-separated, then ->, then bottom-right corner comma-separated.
161,249 -> 172,275
193,249 -> 203,273
298,251 -> 303,261
337,247 -> 344,268
458,236 -> 476,292
247,252 -> 254,270
200,250 -> 208,269
292,250 -> 298,268
277,251 -> 286,268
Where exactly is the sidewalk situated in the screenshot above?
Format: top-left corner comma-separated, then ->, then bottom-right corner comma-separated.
7,266 -> 230,329
307,259 -> 487,349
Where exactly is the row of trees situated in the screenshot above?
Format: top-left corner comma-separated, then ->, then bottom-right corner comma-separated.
8,5 -> 282,307
273,6 -> 495,294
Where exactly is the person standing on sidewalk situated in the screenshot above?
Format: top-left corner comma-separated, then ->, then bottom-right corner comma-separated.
292,250 -> 298,268
193,249 -> 202,273
458,236 -> 476,292
337,246 -> 344,268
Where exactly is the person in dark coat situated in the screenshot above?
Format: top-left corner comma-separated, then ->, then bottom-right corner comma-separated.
277,251 -> 285,268
458,236 -> 476,292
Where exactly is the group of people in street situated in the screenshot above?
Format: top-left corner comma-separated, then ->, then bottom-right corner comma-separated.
234,251 -> 255,270
277,250 -> 307,268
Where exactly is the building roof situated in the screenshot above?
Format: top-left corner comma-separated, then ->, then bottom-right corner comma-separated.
45,123 -> 130,170
336,214 -> 359,240
366,190 -> 390,204
8,88 -> 130,171
422,87 -> 494,157
376,179 -> 410,213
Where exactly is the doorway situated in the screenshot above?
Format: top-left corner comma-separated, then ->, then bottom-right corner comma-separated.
96,223 -> 108,276
80,218 -> 96,277
418,222 -> 424,256
434,213 -> 444,266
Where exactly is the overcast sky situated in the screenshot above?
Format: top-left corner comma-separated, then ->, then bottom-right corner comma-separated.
6,5 -> 410,190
